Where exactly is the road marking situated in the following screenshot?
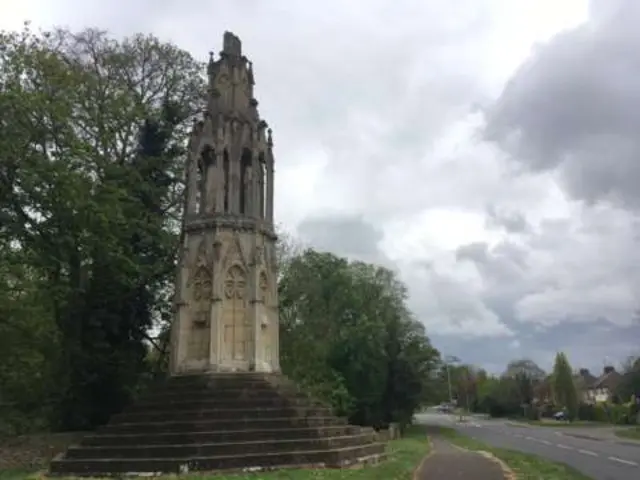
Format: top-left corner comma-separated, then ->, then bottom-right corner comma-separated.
578,449 -> 597,457
539,440 -> 552,445
556,444 -> 572,450
608,456 -> 638,467
525,436 -> 536,441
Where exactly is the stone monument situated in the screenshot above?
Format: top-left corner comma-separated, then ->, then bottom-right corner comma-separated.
49,33 -> 386,476
171,31 -> 279,375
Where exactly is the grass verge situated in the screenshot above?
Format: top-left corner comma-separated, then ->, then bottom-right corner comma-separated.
0,426 -> 430,480
615,426 -> 640,440
516,420 -> 607,428
434,427 -> 592,480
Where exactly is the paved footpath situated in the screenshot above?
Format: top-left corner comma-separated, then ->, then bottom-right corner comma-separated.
416,430 -> 507,480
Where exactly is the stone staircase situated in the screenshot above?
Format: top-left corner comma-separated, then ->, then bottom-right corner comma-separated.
49,373 -> 386,476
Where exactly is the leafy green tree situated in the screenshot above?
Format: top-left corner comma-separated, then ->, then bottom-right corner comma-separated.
278,248 -> 439,429
552,352 -> 579,420
618,356 -> 640,405
0,24 -> 203,430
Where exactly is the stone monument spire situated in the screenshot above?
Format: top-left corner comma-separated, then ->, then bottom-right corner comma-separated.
171,32 -> 279,374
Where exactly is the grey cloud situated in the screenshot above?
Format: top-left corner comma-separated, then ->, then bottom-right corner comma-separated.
296,214 -> 391,267
404,262 -> 514,338
484,0 -> 640,208
485,205 -> 530,233
432,320 -> 640,375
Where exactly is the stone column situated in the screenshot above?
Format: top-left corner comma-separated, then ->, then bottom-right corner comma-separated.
249,281 -> 260,371
205,162 -> 217,213
271,305 -> 280,372
209,297 -> 223,370
169,230 -> 191,375
186,153 -> 198,215
258,164 -> 265,219
215,152 -> 225,213
230,150 -> 241,214
252,163 -> 260,219
266,162 -> 274,224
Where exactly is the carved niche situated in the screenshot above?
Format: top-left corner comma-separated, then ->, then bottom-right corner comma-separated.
224,233 -> 248,270
222,264 -> 249,362
187,239 -> 212,361
192,266 -> 212,302
253,245 -> 264,267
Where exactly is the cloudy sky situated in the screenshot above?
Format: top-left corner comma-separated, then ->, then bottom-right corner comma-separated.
4,0 -> 639,375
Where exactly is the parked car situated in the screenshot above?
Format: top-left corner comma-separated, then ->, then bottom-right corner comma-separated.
553,411 -> 567,421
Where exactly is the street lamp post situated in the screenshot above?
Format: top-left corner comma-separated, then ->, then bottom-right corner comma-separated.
444,355 -> 459,406
446,362 -> 453,405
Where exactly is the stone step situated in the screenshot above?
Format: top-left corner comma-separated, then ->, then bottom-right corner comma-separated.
152,380 -> 276,393
66,433 -> 376,459
111,407 -> 332,424
50,443 -> 386,476
99,416 -> 348,434
83,426 -> 364,446
136,388 -> 295,402
129,396 -> 322,411
153,374 -> 278,390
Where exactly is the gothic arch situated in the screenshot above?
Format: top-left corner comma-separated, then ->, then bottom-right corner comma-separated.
222,264 -> 251,362
223,233 -> 249,271
192,266 -> 212,302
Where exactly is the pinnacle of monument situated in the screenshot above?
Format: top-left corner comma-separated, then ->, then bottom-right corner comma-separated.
204,31 -> 261,126
222,31 -> 242,57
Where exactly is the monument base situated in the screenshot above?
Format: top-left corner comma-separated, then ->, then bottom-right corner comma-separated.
49,373 -> 385,476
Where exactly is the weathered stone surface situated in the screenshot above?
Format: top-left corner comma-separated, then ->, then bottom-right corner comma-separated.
172,29 -> 278,376
49,374 -> 386,476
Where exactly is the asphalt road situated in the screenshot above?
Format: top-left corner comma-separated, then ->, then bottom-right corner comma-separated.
415,412 -> 639,480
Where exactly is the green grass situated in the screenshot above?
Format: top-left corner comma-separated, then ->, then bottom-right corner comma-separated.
615,426 -> 640,440
0,427 -> 430,480
0,470 -> 34,480
434,427 -> 593,480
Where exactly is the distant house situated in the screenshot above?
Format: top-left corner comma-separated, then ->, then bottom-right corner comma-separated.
574,368 -> 597,403
585,366 -> 622,404
533,375 -> 553,404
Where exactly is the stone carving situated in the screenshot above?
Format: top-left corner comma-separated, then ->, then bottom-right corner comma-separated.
192,267 -> 212,302
224,265 -> 246,300
259,270 -> 268,300
225,232 -> 248,269
194,239 -> 211,269
253,245 -> 264,266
